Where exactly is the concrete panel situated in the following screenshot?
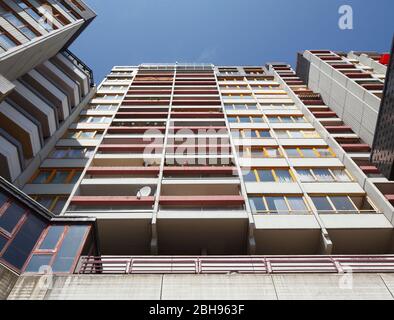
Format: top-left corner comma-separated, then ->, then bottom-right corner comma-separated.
288,158 -> 344,167
272,274 -> 393,300
302,183 -> 365,194
9,275 -> 163,300
0,22 -> 84,81
162,274 -> 277,300
0,264 -> 18,300
245,182 -> 302,194
27,69 -> 70,120
0,135 -> 22,181
320,214 -> 392,229
0,101 -> 41,157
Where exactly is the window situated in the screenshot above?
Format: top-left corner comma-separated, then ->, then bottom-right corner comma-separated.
39,226 -> 64,250
0,4 -> 37,40
267,116 -> 307,123
275,130 -> 320,139
79,116 -> 112,124
232,129 -> 271,139
249,197 -> 266,212
285,147 -> 335,158
243,169 -> 294,183
227,116 -> 265,124
97,94 -> 123,100
65,130 -> 103,140
89,104 -> 117,111
296,168 -> 353,182
32,196 -> 68,215
55,0 -> 81,20
249,196 -> 310,214
31,169 -> 82,184
39,1 -> 73,25
25,225 -> 90,273
239,147 -> 283,158
311,196 -> 359,213
49,148 -> 94,159
225,104 -> 258,111
15,0 -> 56,31
0,28 -> 18,50
1,213 -> 46,270
0,202 -> 27,234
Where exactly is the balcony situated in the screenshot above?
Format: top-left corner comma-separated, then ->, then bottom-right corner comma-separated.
75,255 -> 394,274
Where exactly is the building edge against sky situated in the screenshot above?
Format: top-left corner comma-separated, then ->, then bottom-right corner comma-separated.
0,0 -> 393,300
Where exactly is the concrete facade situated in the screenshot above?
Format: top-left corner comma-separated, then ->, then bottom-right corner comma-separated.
6,273 -> 394,300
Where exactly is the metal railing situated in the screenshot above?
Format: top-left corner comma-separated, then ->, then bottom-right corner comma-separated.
63,49 -> 94,87
76,255 -> 394,275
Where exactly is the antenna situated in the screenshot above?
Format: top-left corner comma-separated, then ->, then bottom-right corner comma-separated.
136,186 -> 152,199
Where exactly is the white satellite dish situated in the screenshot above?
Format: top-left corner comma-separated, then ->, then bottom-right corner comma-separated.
136,186 -> 152,199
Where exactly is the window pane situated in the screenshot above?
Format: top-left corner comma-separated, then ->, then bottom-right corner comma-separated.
330,197 -> 356,211
275,170 -> 293,182
68,149 -> 84,158
39,226 -> 65,250
259,131 -> 271,138
275,131 -> 289,138
1,214 -> 47,270
50,150 -> 67,159
291,131 -> 304,138
243,170 -> 257,182
52,171 -> 69,184
69,171 -> 81,184
51,226 -> 88,273
0,203 -> 26,233
32,171 -> 51,184
252,117 -> 263,123
287,197 -> 308,212
332,170 -> 351,182
285,149 -> 300,157
249,197 -> 266,212
35,197 -> 53,209
316,148 -> 333,157
52,198 -> 66,215
243,130 -> 257,138
266,149 -> 281,157
314,169 -> 335,182
267,117 -> 280,123
24,254 -> 52,273
79,132 -> 95,139
301,149 -> 317,158
266,197 -> 288,213
0,34 -> 17,49
296,169 -> 315,182
20,26 -> 36,39
257,170 -> 275,182
312,197 -> 333,211
239,117 -> 250,123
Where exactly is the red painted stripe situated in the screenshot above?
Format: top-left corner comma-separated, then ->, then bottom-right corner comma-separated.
87,167 -> 160,175
71,196 -> 155,206
159,195 -> 245,206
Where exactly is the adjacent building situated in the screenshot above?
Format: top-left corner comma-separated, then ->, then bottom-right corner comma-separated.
0,0 -> 96,186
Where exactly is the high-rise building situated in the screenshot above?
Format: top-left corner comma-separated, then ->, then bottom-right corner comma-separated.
1,56 -> 394,299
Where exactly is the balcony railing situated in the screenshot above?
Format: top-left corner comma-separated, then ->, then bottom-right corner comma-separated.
63,49 -> 94,87
76,255 -> 394,275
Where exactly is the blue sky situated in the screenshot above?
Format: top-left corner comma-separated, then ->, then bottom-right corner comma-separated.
70,0 -> 394,82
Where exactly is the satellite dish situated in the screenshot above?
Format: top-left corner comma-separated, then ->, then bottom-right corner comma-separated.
137,186 -> 152,199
